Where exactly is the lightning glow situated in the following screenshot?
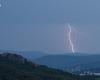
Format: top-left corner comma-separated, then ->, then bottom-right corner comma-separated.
65,24 -> 75,53
0,4 -> 2,7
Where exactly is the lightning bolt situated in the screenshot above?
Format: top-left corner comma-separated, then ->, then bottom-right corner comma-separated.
65,24 -> 75,53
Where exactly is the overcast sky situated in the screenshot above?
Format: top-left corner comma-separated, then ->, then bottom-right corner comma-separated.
0,0 -> 100,54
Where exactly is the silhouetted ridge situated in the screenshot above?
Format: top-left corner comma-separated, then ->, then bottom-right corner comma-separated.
0,53 -> 27,64
0,53 -> 96,80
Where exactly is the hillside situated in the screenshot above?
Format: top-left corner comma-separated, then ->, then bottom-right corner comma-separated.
0,52 -> 94,80
0,50 -> 47,60
33,54 -> 100,72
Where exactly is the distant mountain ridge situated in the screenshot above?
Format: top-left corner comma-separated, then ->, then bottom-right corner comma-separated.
33,54 -> 100,73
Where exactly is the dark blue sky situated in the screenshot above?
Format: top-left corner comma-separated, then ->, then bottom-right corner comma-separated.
0,0 -> 100,53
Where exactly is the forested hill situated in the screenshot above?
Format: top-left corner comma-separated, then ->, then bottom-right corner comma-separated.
0,53 -> 96,80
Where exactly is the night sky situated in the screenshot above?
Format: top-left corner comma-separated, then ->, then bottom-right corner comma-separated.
0,0 -> 100,54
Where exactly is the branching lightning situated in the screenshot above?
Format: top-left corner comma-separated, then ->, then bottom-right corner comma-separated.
65,24 -> 75,53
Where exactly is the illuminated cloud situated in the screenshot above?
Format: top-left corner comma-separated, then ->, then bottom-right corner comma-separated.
0,4 -> 2,7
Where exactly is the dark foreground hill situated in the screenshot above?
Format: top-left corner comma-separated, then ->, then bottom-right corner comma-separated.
0,53 -> 96,80
0,50 -> 47,59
